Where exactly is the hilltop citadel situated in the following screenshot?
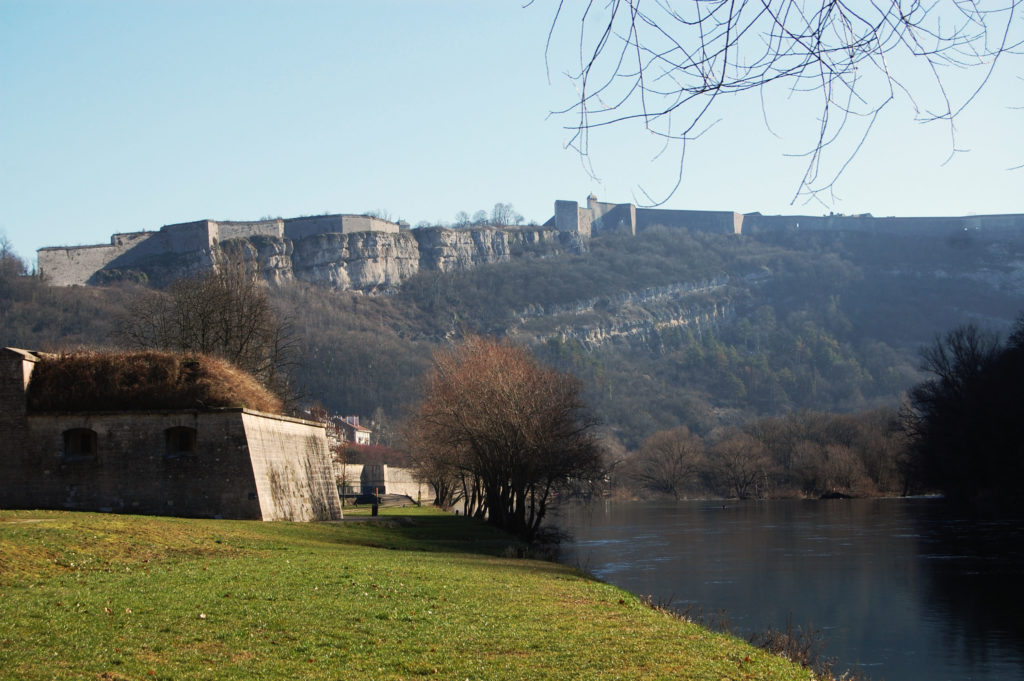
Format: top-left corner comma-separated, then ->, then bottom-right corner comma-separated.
37,195 -> 1024,291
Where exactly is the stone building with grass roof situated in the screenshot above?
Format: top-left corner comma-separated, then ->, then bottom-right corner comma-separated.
0,347 -> 343,521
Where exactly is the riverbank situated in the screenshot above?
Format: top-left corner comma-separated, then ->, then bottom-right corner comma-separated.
555,497 -> 1024,681
0,508 -> 815,680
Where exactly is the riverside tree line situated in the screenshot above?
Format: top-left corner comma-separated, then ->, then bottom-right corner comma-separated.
400,319 -> 1024,537
620,316 -> 1024,510
402,324 -> 1023,540
614,408 -> 907,501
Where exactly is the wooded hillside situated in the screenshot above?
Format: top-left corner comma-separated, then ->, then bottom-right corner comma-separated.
3,226 -> 1022,449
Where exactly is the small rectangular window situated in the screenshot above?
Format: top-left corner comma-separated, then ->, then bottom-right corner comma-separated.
164,427 -> 198,460
61,428 -> 98,462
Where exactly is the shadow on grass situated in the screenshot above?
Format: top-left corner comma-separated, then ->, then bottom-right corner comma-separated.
322,514 -> 528,557
0,509 -> 582,589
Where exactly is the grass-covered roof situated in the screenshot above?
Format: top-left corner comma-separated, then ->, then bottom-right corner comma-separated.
26,350 -> 283,414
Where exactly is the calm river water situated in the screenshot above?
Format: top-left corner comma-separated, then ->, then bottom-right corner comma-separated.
553,497 -> 1024,681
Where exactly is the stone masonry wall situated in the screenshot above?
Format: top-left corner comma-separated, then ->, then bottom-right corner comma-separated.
38,239 -> 151,286
591,204 -> 637,235
742,212 -> 1024,235
0,409 -> 342,520
39,214 -> 402,288
284,215 -> 348,241
242,411 -> 342,521
215,219 -> 285,241
339,216 -> 400,235
0,349 -> 38,474
0,345 -> 342,520
554,200 -> 592,237
283,215 -> 399,241
339,463 -> 435,503
7,410 -> 264,518
636,208 -> 742,234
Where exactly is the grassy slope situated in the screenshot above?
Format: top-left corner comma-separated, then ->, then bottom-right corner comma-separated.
0,509 -> 814,681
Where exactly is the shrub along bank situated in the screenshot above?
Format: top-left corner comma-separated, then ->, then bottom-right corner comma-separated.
0,509 -> 815,680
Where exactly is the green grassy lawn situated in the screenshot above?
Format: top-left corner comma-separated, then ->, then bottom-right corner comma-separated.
0,508 -> 814,681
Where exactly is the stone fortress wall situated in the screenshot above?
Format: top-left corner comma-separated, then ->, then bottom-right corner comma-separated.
38,214 -> 404,287
0,347 -> 343,521
550,194 -> 743,236
740,211 -> 1024,234
550,193 -> 1024,238
36,197 -> 1024,292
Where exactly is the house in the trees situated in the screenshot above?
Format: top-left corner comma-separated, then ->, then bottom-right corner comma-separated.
334,416 -> 372,445
0,347 -> 343,521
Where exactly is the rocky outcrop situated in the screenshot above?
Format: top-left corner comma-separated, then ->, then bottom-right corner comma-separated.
228,232 -> 421,292
213,227 -> 585,293
412,227 -> 577,272
290,231 -> 420,292
507,273 -> 768,350
42,219 -> 586,293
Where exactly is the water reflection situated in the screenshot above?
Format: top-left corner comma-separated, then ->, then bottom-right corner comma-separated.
913,504 -> 1024,678
553,498 -> 1024,681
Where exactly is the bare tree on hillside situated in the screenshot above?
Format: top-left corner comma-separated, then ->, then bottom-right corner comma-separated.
0,236 -> 31,322
0,236 -> 27,279
119,246 -> 297,401
491,203 -> 525,227
540,0 -> 1022,204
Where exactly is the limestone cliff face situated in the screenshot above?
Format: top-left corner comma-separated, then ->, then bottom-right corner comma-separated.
221,227 -> 580,293
42,214 -> 586,291
289,231 -> 420,292
225,232 -> 419,292
506,274 -> 768,350
412,227 -> 574,272
244,235 -> 295,286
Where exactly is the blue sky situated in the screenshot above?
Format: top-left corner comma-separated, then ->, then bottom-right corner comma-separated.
2,1 -> 1022,265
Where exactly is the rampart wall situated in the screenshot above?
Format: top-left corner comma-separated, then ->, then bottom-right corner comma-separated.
554,194 -> 1024,239
339,216 -> 399,235
0,349 -> 36,469
593,203 -> 637,235
112,232 -> 155,249
0,347 -> 342,520
242,410 -> 343,521
339,463 -> 434,502
588,199 -> 618,222
964,214 -> 1024,230
38,241 -> 145,286
36,198 -> 1024,291
216,219 -> 284,241
284,215 -> 347,241
39,213 -> 403,286
165,220 -> 216,252
553,200 -> 592,237
13,410 -> 265,518
284,215 -> 399,241
637,208 -> 742,234
556,194 -> 741,237
740,212 -> 1024,235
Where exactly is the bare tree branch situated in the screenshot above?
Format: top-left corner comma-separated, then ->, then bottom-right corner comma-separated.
544,0 -> 1022,205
